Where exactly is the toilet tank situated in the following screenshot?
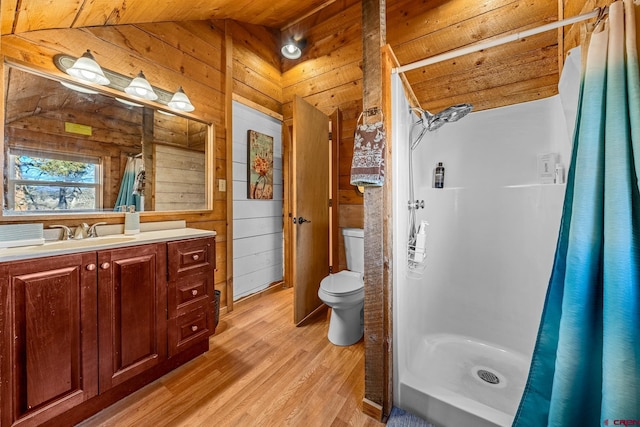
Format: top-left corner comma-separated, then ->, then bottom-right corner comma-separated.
342,227 -> 364,273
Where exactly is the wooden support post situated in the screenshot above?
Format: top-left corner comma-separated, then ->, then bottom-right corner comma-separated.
224,20 -> 234,312
361,0 -> 391,421
141,107 -> 154,211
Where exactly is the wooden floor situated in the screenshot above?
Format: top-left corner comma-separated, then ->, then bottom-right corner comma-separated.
79,287 -> 385,427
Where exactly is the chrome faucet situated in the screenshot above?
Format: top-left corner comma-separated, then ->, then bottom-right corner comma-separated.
50,225 -> 73,240
74,223 -> 89,239
88,222 -> 107,238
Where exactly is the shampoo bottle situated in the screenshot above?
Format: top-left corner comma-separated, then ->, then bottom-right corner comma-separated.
434,162 -> 445,188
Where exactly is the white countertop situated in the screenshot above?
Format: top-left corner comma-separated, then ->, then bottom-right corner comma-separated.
0,227 -> 216,262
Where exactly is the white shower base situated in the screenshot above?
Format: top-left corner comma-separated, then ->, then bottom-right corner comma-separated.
398,334 -> 529,427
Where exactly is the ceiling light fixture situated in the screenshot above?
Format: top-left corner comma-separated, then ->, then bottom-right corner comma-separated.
281,38 -> 307,60
125,71 -> 158,101
168,87 -> 195,112
65,50 -> 110,85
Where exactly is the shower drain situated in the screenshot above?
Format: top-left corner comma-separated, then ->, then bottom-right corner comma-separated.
477,369 -> 500,385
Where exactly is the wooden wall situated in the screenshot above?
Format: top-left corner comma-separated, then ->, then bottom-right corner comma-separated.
282,0 -> 364,271
153,144 -> 206,211
388,0 -> 560,113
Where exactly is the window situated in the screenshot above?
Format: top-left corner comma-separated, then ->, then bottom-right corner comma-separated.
6,149 -> 102,212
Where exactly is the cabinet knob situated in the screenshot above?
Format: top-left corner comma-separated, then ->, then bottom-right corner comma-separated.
191,325 -> 198,332
100,262 -> 110,270
86,264 -> 96,271
191,289 -> 198,296
192,254 -> 200,261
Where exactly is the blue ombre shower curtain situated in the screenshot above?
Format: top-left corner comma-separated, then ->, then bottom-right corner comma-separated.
114,156 -> 142,211
513,1 -> 640,425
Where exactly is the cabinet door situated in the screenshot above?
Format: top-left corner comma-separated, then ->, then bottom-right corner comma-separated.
97,244 -> 167,392
0,253 -> 98,427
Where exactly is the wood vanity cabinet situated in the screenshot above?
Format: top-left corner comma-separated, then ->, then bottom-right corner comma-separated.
0,235 -> 215,427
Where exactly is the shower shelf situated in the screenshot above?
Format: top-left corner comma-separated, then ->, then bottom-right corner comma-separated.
407,242 -> 427,278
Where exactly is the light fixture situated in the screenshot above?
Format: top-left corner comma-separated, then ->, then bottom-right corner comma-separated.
125,71 -> 158,101
54,53 -> 195,112
168,87 -> 195,112
65,50 -> 110,85
281,38 -> 306,60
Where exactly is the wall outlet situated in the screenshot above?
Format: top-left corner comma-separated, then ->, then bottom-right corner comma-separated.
218,179 -> 226,192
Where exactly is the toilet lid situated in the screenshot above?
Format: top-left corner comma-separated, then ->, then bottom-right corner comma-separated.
320,270 -> 363,295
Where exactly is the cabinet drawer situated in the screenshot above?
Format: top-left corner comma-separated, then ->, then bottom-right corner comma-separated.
169,270 -> 212,318
168,237 -> 215,280
169,304 -> 210,357
177,274 -> 209,307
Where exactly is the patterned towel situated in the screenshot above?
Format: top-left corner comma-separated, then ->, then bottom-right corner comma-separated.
350,119 -> 386,187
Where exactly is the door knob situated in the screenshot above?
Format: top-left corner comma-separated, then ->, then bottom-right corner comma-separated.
297,216 -> 310,224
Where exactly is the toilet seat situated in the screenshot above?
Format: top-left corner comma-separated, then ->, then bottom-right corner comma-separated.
320,270 -> 363,296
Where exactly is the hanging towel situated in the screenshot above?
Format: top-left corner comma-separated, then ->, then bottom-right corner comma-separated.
350,112 -> 386,187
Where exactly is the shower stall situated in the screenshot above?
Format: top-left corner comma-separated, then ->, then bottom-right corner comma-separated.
391,49 -> 580,426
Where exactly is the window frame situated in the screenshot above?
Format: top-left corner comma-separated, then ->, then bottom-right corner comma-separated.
6,148 -> 104,213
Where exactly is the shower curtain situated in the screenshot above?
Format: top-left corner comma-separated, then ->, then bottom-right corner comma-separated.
114,156 -> 143,211
513,1 -> 640,425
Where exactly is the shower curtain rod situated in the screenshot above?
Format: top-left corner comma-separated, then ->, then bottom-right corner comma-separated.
393,7 -> 608,74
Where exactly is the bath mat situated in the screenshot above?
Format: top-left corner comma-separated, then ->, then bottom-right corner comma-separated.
386,406 -> 434,427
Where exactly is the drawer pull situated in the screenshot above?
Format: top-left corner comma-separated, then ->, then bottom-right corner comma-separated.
192,254 -> 200,261
86,263 -> 96,271
191,325 -> 198,332
100,262 -> 110,270
191,289 -> 198,296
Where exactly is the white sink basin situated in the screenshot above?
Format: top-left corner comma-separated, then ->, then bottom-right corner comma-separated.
35,235 -> 137,250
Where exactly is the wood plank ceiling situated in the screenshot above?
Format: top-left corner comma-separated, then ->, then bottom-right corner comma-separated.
0,0 -> 333,33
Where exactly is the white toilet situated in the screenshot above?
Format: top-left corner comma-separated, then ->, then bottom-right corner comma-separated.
318,227 -> 365,346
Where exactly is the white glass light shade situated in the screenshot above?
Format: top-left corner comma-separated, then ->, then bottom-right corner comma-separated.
60,81 -> 99,94
124,71 -> 158,101
115,97 -> 144,107
168,87 -> 195,112
281,43 -> 302,59
66,50 -> 110,85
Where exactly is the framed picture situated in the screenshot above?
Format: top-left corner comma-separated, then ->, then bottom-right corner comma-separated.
247,130 -> 274,199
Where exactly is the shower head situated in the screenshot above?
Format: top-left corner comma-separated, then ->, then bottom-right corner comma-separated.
419,103 -> 473,131
409,103 -> 473,151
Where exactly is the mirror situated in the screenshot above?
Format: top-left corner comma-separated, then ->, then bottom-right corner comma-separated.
3,65 -> 212,215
